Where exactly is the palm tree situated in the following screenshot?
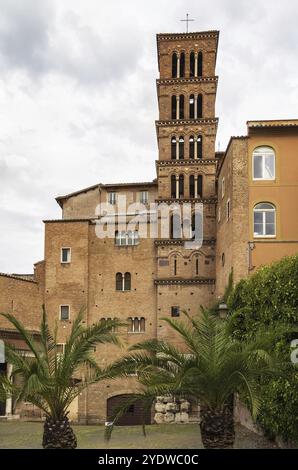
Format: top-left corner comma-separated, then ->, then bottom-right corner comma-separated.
0,308 -> 122,449
104,310 -> 283,449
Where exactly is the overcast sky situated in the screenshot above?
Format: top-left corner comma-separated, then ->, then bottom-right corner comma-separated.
0,0 -> 297,273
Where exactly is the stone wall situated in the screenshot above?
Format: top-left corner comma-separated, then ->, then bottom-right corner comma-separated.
154,396 -> 198,424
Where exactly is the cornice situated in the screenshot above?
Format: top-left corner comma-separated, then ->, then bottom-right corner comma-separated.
154,278 -> 215,286
155,198 -> 217,204
156,159 -> 217,167
155,238 -> 216,247
156,118 -> 218,128
156,76 -> 218,86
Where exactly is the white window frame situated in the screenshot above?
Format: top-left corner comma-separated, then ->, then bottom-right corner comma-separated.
107,192 -> 117,205
128,317 -> 145,334
139,191 -> 149,204
115,231 -> 139,246
253,203 -> 276,238
61,247 -> 71,264
59,305 -> 70,321
252,147 -> 276,181
221,177 -> 225,199
226,199 -> 231,221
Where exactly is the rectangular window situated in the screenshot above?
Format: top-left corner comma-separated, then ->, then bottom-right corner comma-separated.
115,231 -> 139,246
56,343 -> 65,355
171,306 -> 180,317
108,192 -> 117,205
140,191 -> 149,204
226,199 -> 231,221
60,305 -> 70,321
221,178 -> 225,199
61,247 -> 71,263
128,317 -> 145,333
218,207 -> 221,223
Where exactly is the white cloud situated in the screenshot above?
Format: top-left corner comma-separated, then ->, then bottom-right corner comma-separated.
0,0 -> 297,271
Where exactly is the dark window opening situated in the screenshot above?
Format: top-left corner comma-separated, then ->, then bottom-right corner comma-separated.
172,53 -> 178,78
171,306 -> 180,317
124,272 -> 131,291
180,52 -> 185,78
179,136 -> 184,159
189,175 -> 195,199
179,95 -> 184,119
196,258 -> 199,275
198,52 -> 203,77
189,94 -> 195,119
171,175 -> 176,198
190,51 -> 195,77
171,136 -> 177,160
171,95 -> 177,119
198,175 -> 203,198
189,136 -> 195,159
179,174 -> 184,198
197,94 -> 203,118
197,135 -> 203,159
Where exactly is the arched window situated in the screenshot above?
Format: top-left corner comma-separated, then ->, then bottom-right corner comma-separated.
179,136 -> 184,159
198,175 -> 203,198
189,94 -> 195,119
197,135 -> 203,159
128,317 -> 145,333
189,136 -> 195,159
124,272 -> 131,291
179,174 -> 184,198
189,175 -> 195,198
190,51 -> 195,77
253,203 -> 276,237
179,95 -> 184,119
116,272 -> 131,291
171,136 -> 177,160
116,272 -> 123,291
171,95 -> 177,120
253,147 -> 275,180
198,51 -> 203,77
170,213 -> 182,239
172,53 -> 178,78
180,52 -> 185,78
197,94 -> 203,118
171,175 -> 176,198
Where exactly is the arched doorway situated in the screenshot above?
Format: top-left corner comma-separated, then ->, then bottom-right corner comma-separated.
107,394 -> 151,426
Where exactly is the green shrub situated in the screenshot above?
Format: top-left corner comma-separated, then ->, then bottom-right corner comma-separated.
227,255 -> 298,443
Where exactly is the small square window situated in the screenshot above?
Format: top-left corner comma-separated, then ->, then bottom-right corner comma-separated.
60,305 -> 70,321
61,248 -> 71,263
171,306 -> 180,317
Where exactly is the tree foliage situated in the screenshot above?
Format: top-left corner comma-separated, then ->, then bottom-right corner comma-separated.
227,255 -> 298,443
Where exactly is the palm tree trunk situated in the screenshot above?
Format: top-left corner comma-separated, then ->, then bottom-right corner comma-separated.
42,416 -> 77,449
200,401 -> 235,449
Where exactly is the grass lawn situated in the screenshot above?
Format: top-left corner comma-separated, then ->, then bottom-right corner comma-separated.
0,421 -> 277,449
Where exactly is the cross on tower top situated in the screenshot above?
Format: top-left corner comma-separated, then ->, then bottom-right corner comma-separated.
180,13 -> 195,33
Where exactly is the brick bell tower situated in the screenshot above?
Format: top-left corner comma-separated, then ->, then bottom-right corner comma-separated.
155,31 -> 219,345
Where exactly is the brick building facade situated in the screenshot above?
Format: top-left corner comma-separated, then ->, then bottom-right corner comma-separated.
1,30 -> 298,424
